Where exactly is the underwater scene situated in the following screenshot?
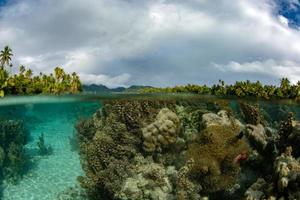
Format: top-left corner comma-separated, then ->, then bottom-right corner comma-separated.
0,95 -> 300,200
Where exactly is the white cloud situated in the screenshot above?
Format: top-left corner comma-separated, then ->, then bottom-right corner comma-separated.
79,73 -> 131,88
0,0 -> 300,87
278,15 -> 289,26
214,59 -> 300,83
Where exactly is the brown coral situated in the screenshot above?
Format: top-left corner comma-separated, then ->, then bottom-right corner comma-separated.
239,102 -> 264,125
142,108 -> 180,152
77,100 -> 179,199
187,112 -> 249,193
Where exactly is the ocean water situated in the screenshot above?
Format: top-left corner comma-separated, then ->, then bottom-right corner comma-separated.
0,95 -> 300,200
0,97 -> 100,200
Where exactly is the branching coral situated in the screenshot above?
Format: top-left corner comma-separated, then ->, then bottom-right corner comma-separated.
77,121 -> 137,200
176,159 -> 202,200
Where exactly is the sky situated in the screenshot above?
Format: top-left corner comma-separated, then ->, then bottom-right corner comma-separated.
0,0 -> 300,88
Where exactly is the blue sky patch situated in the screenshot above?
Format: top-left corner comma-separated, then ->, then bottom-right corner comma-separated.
276,0 -> 300,27
0,0 -> 7,6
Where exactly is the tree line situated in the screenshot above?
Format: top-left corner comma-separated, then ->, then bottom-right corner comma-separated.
0,46 -> 82,97
141,79 -> 300,100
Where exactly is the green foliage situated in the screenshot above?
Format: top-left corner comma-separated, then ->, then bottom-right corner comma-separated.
0,46 -> 82,97
0,46 -> 13,69
141,79 -> 300,100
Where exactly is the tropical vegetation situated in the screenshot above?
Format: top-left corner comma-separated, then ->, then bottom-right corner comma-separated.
141,79 -> 300,100
0,46 -> 82,97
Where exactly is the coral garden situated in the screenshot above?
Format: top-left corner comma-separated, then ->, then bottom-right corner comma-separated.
75,99 -> 300,199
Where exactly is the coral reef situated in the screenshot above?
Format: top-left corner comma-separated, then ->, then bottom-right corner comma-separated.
187,110 -> 249,193
239,102 -> 264,125
244,124 -> 269,154
76,100 -> 300,200
116,155 -> 175,200
240,103 -> 300,200
142,108 -> 180,153
0,119 -> 28,183
77,101 -> 142,200
244,147 -> 300,200
76,100 -> 187,199
244,178 -> 270,200
176,159 -> 201,200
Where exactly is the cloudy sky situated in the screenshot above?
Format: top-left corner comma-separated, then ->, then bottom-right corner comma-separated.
0,0 -> 300,88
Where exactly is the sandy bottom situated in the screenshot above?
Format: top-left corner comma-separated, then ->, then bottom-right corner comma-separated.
1,102 -> 99,200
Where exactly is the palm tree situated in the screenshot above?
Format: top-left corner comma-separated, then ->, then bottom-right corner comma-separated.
279,78 -> 291,98
70,72 -> 82,93
19,65 -> 25,74
0,46 -> 13,69
54,67 -> 65,82
25,69 -> 33,78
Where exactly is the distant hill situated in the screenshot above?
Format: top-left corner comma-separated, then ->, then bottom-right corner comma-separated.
125,85 -> 153,92
82,84 -> 152,93
82,84 -> 126,93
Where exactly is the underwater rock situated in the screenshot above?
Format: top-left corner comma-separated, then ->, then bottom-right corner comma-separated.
142,108 -> 180,153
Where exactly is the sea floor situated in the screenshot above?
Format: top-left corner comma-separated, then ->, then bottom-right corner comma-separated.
1,102 -> 100,200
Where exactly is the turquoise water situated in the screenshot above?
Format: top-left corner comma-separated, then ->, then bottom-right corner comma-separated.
0,98 -> 100,200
